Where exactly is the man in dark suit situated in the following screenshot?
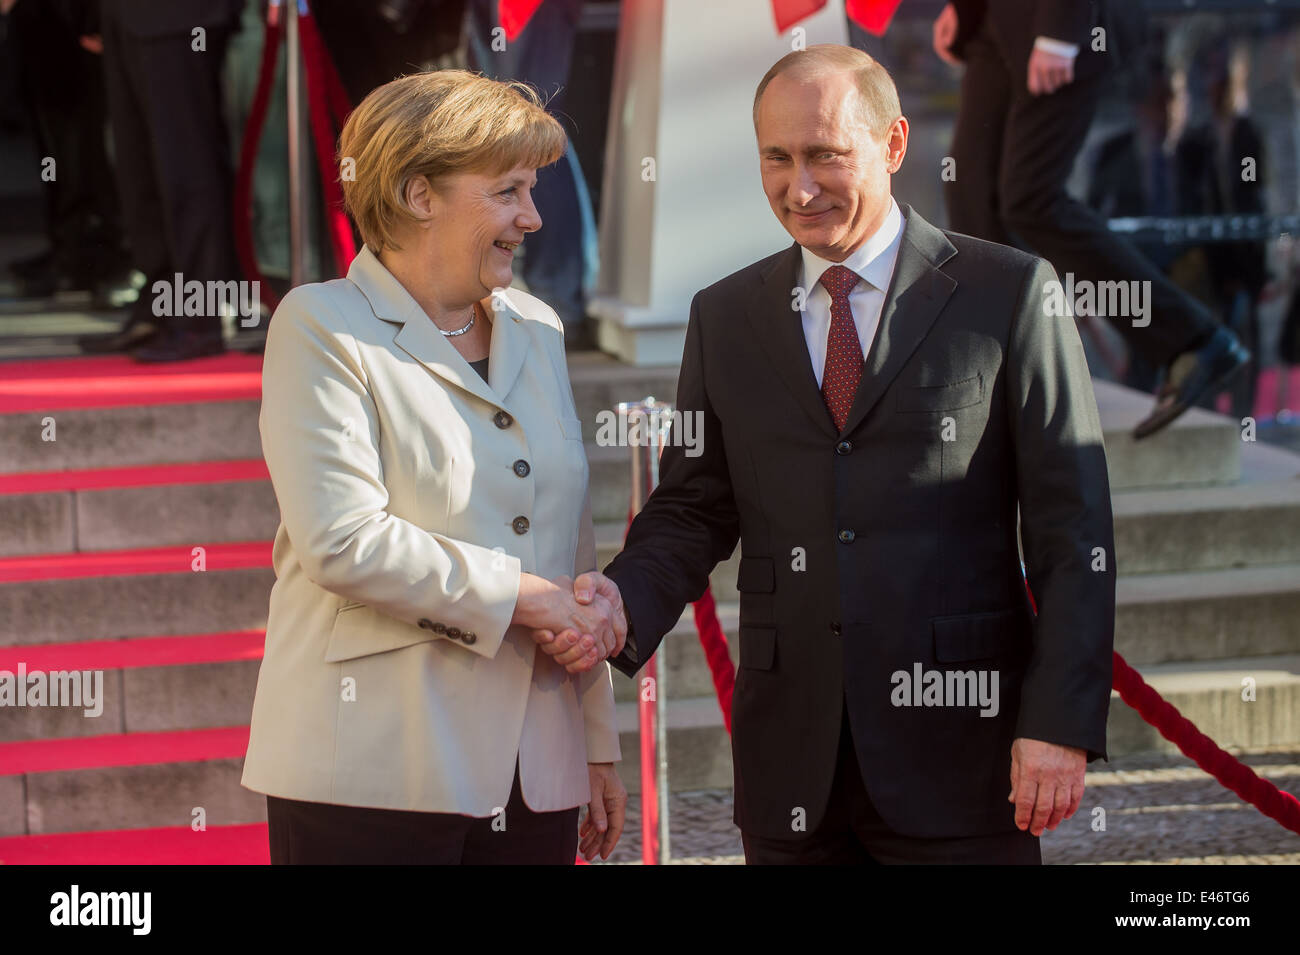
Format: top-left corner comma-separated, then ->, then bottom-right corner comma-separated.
78,0 -> 245,361
564,45 -> 1115,864
934,0 -> 1248,439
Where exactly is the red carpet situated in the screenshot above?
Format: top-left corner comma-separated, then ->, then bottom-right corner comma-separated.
0,726 -> 251,776
0,540 -> 272,582
0,352 -> 262,412
0,823 -> 269,865
0,459 -> 268,495
0,629 -> 265,672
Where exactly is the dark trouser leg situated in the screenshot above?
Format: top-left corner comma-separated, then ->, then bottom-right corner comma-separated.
460,761 -> 580,864
945,30 -> 1017,247
101,10 -> 170,297
266,795 -> 469,865
994,70 -> 1218,367
740,705 -> 874,864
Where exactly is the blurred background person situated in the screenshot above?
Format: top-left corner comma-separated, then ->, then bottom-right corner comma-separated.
2,0 -> 134,308
242,71 -> 626,865
467,0 -> 598,349
934,0 -> 1250,439
77,0 -> 245,361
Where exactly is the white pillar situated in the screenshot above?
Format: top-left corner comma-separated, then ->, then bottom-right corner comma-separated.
591,0 -> 849,366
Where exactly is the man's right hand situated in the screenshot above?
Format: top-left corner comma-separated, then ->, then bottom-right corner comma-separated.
933,3 -> 961,65
511,573 -> 624,674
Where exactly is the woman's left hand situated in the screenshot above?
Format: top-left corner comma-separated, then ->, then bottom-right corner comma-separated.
579,762 -> 628,861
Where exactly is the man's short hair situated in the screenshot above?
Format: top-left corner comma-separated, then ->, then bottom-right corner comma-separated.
753,44 -> 902,138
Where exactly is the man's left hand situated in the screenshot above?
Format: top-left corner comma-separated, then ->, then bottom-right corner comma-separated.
1026,47 -> 1074,96
1008,737 -> 1085,835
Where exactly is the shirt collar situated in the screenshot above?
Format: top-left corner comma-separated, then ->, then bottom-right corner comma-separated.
800,197 -> 903,294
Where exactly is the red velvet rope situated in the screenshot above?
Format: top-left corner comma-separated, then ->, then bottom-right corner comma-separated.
232,3 -> 356,312
232,8 -> 283,310
296,8 -> 356,275
687,582 -> 1300,835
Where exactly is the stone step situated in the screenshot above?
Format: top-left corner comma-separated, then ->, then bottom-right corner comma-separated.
1093,380 -> 1241,490
0,544 -> 274,647
0,462 -> 279,557
0,630 -> 265,743
0,726 -> 263,837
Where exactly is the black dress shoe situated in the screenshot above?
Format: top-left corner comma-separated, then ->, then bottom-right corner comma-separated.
1133,327 -> 1251,439
130,329 -> 226,363
77,319 -> 160,354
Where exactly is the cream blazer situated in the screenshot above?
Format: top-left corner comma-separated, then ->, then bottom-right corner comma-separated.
241,245 -> 619,816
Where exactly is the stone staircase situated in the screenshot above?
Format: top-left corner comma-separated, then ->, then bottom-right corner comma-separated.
1,351 -> 1297,860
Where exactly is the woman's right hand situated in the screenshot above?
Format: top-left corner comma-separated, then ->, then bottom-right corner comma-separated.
511,573 -> 623,673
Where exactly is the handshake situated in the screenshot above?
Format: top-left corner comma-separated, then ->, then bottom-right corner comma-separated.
511,571 -> 627,674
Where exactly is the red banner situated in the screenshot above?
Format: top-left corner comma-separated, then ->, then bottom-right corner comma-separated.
772,0 -> 904,36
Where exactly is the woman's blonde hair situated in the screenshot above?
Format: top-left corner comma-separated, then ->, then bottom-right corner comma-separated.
338,70 -> 567,252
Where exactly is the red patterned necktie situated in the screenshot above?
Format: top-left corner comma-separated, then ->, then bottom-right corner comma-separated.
818,264 -> 864,432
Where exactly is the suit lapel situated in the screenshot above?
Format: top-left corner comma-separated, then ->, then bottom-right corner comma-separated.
745,243 -> 839,439
839,204 -> 957,437
348,245 -> 528,411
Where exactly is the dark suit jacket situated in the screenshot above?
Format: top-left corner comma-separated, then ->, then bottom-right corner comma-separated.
949,0 -> 1144,79
604,205 -> 1115,840
100,0 -> 244,38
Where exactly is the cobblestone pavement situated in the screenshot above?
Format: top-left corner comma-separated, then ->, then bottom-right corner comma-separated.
592,746 -> 1300,865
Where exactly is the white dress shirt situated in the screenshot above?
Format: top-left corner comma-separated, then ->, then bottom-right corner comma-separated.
798,197 -> 904,387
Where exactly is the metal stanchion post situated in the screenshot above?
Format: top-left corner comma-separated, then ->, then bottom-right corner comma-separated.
619,397 -> 674,865
285,0 -> 317,288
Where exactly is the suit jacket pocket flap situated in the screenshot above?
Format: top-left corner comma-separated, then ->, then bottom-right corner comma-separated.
736,556 -> 775,593
324,605 -> 434,663
739,625 -> 777,670
897,374 -> 983,413
932,609 -> 1024,662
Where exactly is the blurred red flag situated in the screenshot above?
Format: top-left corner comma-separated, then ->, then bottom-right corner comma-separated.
772,0 -> 904,36
499,0 -> 544,41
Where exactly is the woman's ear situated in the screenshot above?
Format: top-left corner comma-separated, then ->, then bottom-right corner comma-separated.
402,174 -> 439,223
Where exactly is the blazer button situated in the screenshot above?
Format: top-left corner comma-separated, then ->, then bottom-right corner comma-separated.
837,528 -> 855,544
836,440 -> 852,455
418,618 -> 435,630
493,410 -> 513,429
830,621 -> 842,635
462,631 -> 477,645
446,626 -> 462,639
512,459 -> 530,478
432,622 -> 447,633
513,516 -> 530,534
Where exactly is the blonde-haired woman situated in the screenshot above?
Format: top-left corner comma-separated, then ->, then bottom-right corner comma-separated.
241,70 -> 628,864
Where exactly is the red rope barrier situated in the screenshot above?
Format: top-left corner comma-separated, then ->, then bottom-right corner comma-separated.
1112,652 -> 1300,834
232,6 -> 283,310
688,584 -> 1300,835
232,1 -> 356,311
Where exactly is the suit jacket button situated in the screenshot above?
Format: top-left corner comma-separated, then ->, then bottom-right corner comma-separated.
494,410 -> 513,429
418,618 -> 435,630
432,622 -> 447,633
836,440 -> 852,455
513,516 -> 530,534
513,459 -> 530,477
837,529 -> 855,544
462,631 -> 477,645
446,626 -> 462,639
830,622 -> 842,635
